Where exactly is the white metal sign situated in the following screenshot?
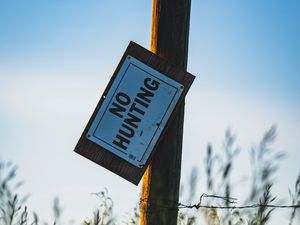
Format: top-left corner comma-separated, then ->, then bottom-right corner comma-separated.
87,55 -> 183,167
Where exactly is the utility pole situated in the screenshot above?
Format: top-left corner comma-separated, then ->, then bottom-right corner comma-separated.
140,0 -> 191,225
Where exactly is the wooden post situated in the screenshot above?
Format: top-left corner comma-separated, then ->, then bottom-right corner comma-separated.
140,0 -> 191,225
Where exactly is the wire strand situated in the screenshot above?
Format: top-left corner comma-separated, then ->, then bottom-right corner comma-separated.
140,193 -> 300,212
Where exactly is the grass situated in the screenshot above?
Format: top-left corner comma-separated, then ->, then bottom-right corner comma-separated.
178,126 -> 299,225
1,126 -> 299,224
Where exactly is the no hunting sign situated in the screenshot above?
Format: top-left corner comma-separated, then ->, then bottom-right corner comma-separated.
74,41 -> 195,185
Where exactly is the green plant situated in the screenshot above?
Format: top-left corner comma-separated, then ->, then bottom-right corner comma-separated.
198,126 -> 297,225
1,126 -> 299,225
289,172 -> 300,225
82,188 -> 115,225
0,161 -> 29,225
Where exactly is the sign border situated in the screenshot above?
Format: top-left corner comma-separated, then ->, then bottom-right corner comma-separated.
86,55 -> 184,168
74,41 -> 195,185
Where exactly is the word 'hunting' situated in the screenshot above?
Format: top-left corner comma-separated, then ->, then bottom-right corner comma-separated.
108,77 -> 160,151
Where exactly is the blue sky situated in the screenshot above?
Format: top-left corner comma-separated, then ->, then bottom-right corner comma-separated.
1,1 -> 300,224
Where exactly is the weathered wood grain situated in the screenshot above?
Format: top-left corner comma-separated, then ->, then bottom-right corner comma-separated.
140,0 -> 192,224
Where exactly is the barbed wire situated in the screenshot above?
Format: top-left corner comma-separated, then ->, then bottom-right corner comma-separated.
140,193 -> 300,212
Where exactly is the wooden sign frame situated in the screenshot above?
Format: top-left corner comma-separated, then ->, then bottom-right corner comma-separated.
74,41 -> 195,185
